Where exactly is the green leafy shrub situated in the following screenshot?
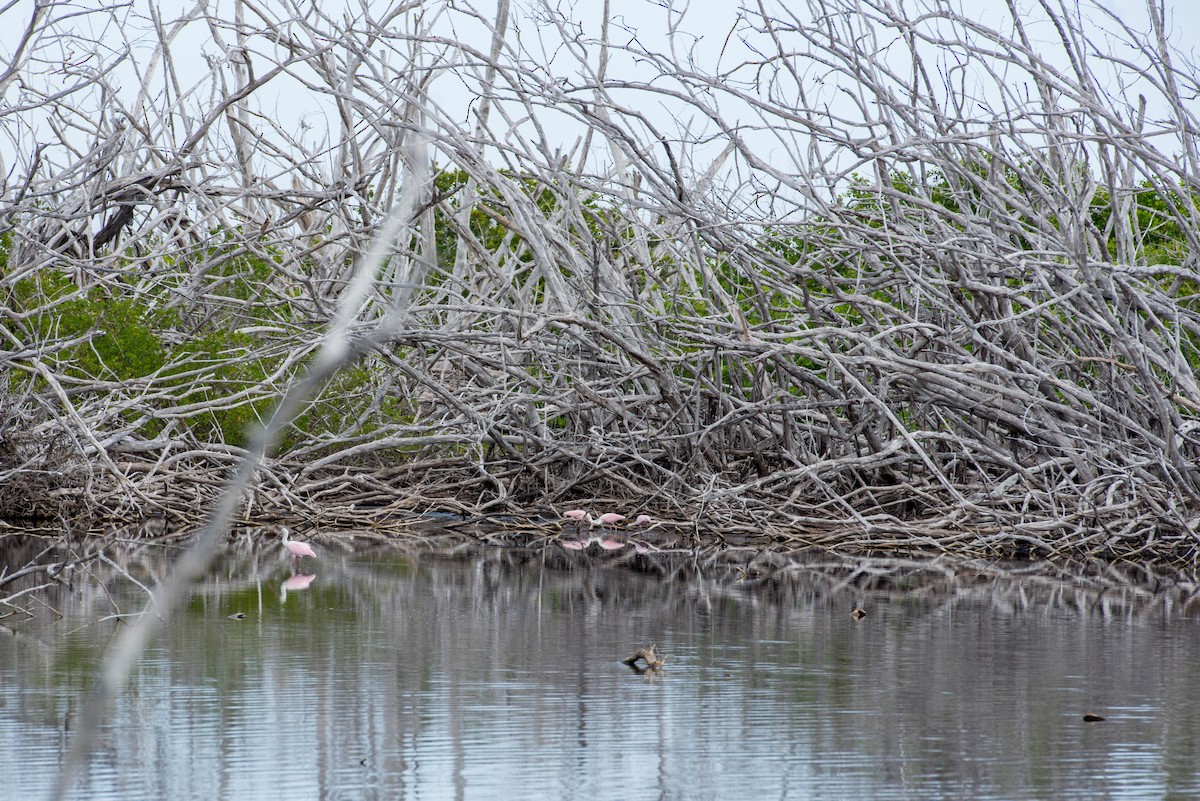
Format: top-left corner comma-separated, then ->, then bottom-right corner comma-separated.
9,269 -> 169,382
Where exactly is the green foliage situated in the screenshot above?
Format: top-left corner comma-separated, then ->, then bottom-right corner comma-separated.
163,328 -> 279,446
9,269 -> 169,382
4,158 -> 1197,464
2,236 -> 301,446
190,239 -> 296,325
431,168 -> 529,272
842,161 -> 1198,268
430,166 -> 610,278
0,229 -> 413,449
1089,182 -> 1195,265
288,362 -> 413,456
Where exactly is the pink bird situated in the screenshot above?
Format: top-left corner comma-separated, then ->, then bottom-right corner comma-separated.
281,526 -> 316,565
634,515 -> 653,527
558,510 -> 632,550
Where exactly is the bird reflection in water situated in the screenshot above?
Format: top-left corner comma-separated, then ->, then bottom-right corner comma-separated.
280,572 -> 316,603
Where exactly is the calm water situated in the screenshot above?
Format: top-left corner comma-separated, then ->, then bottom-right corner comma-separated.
3,538 -> 1200,800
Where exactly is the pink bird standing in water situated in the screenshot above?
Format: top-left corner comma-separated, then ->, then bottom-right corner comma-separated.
561,510 -> 591,549
281,526 -> 316,566
558,510 -> 639,551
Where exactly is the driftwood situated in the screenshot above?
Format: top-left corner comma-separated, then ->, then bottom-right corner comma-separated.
0,1 -> 1198,567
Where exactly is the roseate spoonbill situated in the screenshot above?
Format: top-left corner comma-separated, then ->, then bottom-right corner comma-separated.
595,512 -> 625,528
634,514 -> 653,528
563,509 -> 589,528
281,526 -> 316,565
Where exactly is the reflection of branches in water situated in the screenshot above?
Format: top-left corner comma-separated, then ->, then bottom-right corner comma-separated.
399,540 -> 1200,623
7,530 -> 1198,625
10,539 -> 1198,801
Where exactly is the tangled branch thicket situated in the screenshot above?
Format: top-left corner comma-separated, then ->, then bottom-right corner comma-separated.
2,0 -> 1200,561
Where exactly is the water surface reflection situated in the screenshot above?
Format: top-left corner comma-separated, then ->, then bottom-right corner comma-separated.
3,540 -> 1200,800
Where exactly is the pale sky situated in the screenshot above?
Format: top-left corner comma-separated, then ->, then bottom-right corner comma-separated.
0,0 -> 1190,190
